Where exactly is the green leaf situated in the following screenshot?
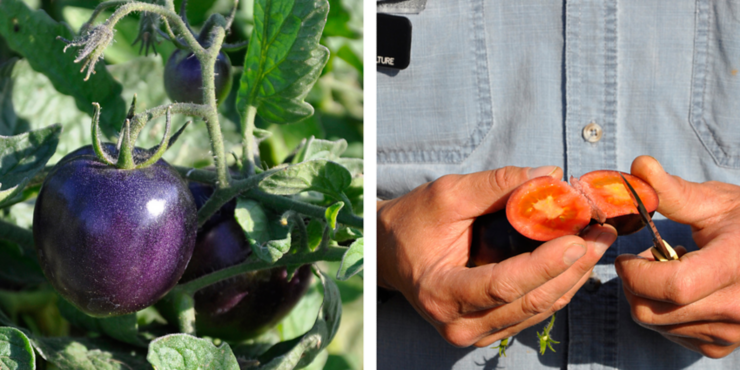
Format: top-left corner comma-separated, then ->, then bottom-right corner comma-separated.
335,157 -> 362,177
32,336 -> 149,370
305,218 -> 324,251
323,0 -> 360,39
336,44 -> 363,74
0,327 -> 35,370
0,240 -> 44,287
276,283 -> 322,341
1,59 -> 90,163
236,0 -> 330,124
234,199 -> 291,263
0,123 -> 61,197
259,160 -> 352,200
325,201 -> 343,233
147,334 -> 240,370
292,137 -> 347,163
337,237 -> 362,281
0,178 -> 28,209
0,0 -> 126,134
231,331 -> 281,363
174,0 -> 219,26
333,226 -> 362,243
257,269 -> 341,369
0,59 -> 26,136
57,299 -> 146,348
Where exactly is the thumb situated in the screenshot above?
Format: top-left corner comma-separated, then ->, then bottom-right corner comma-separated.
630,156 -> 724,227
439,165 -> 562,220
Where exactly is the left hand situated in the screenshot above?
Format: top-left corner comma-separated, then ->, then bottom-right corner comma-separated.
616,155 -> 740,358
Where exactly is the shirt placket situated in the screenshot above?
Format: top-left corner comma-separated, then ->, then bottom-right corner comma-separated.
564,0 -> 620,369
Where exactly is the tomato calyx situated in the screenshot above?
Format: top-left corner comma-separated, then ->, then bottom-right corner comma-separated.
91,96 -> 190,170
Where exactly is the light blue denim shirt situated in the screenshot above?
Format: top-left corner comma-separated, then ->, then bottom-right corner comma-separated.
377,0 -> 740,369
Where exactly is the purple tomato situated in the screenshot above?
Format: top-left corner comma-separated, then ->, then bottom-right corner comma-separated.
164,50 -> 233,105
33,147 -> 197,317
181,182 -> 312,341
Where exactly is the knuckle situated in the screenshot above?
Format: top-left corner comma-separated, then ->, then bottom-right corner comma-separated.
663,275 -> 696,305
440,325 -> 475,348
426,175 -> 460,207
489,279 -> 524,306
630,305 -> 653,325
706,324 -> 740,347
519,291 -> 552,316
699,344 -> 734,359
551,296 -> 572,312
490,166 -> 524,193
417,289 -> 452,324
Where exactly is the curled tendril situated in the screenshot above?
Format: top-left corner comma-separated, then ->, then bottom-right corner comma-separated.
58,25 -> 115,81
132,12 -> 162,56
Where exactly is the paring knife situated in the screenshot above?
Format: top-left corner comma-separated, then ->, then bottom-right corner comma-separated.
618,173 -> 678,261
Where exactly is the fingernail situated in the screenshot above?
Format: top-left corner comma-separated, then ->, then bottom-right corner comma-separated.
528,165 -> 558,179
563,244 -> 586,265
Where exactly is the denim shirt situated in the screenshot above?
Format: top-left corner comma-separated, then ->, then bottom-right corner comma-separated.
377,0 -> 740,369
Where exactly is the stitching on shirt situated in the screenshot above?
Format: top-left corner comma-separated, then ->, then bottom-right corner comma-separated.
687,0 -> 740,169
604,0 -> 618,173
377,0 -> 494,165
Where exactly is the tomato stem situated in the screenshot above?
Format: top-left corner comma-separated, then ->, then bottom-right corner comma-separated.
175,165 -> 365,229
243,105 -> 258,176
116,119 -> 136,170
91,103 -> 116,166
174,246 -> 348,296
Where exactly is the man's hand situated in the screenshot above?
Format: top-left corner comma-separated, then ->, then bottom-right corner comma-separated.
616,156 -> 740,358
377,166 -> 617,347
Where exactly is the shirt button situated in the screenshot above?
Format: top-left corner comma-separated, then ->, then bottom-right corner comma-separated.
582,122 -> 603,143
584,271 -> 602,292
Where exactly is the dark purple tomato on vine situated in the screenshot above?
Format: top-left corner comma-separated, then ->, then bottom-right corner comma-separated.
33,146 -> 197,317
178,182 -> 312,342
164,50 -> 233,105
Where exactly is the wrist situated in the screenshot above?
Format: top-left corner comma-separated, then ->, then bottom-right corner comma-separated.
376,199 -> 398,291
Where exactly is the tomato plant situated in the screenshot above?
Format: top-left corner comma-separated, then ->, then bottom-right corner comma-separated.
0,0 -> 363,368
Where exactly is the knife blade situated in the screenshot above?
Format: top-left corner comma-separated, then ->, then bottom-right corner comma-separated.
618,173 -> 678,261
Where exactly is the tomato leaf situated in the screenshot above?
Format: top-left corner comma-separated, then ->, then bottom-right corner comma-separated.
306,218 -> 324,251
0,0 -> 125,134
337,237 -> 363,281
0,59 -> 93,162
0,327 -> 35,370
292,137 -> 348,163
0,311 -> 148,370
147,334 -> 240,370
234,199 -> 292,263
0,179 -> 28,209
32,336 -> 148,370
0,240 -> 44,287
259,160 -> 352,201
323,0 -> 360,39
236,0 -> 330,124
324,201 -> 343,236
277,283 -> 322,340
0,124 -> 61,207
57,299 -> 146,348
335,157 -> 362,177
256,269 -> 341,369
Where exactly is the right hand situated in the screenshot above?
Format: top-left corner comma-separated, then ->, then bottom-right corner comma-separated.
377,166 -> 617,347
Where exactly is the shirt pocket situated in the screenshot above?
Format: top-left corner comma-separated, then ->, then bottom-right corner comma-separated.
689,0 -> 740,168
377,0 -> 494,165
